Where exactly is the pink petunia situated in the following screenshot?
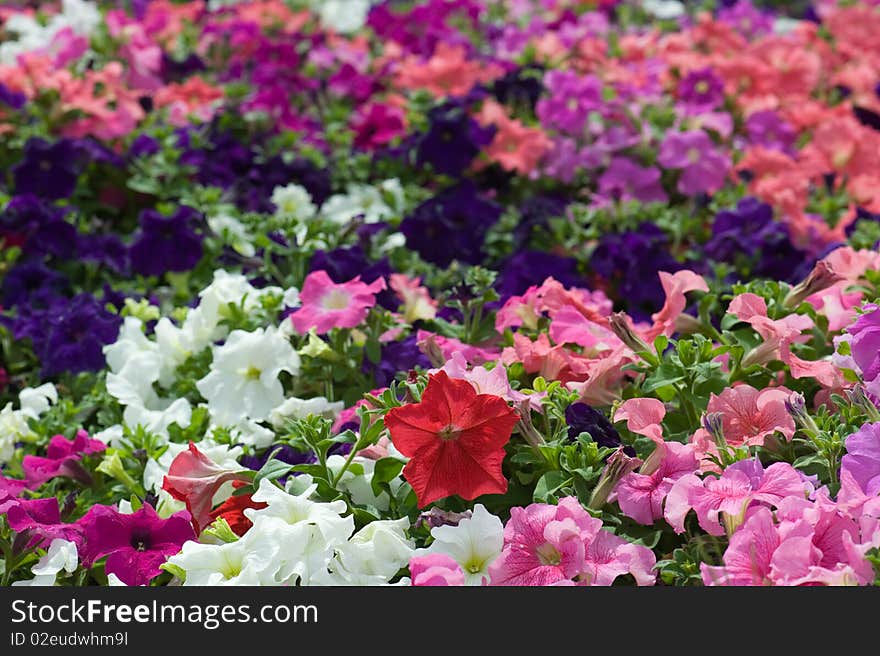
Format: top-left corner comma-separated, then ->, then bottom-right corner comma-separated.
665,459 -> 808,536
489,497 -> 656,586
614,398 -> 666,445
646,270 -> 709,340
613,442 -> 698,526
488,497 -> 598,586
409,553 -> 466,586
289,270 -> 387,335
22,429 -> 106,489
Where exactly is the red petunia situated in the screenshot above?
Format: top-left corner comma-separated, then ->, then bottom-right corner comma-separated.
384,371 -> 519,508
208,481 -> 267,537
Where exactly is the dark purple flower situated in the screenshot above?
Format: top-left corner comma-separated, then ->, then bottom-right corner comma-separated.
78,504 -> 195,586
705,197 -> 808,282
590,223 -> 682,320
491,65 -> 545,111
239,444 -> 315,472
512,195 -> 567,250
565,403 -> 622,449
39,294 -> 122,377
0,82 -> 26,109
129,206 -> 203,276
415,101 -> 495,177
401,181 -> 502,267
496,251 -> 584,299
12,138 -> 84,200
161,51 -> 206,81
129,134 -> 160,158
0,194 -> 74,259
1,260 -> 68,307
78,234 -> 129,273
363,335 -> 431,388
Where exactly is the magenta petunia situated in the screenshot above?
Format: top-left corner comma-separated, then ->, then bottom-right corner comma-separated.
78,504 -> 195,587
658,130 -> 730,196
22,429 -> 105,489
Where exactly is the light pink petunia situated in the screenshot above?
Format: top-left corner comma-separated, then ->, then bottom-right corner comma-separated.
614,398 -> 666,445
646,270 -> 709,340
613,442 -> 698,526
437,352 -> 543,411
389,274 -> 437,323
579,529 -> 657,587
289,270 -> 386,334
409,553 -> 466,586
417,330 -> 501,366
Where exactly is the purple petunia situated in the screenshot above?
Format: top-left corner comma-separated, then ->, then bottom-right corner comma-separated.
401,181 -> 502,268
12,138 -> 85,201
658,130 -> 730,196
841,422 -> 880,496
129,206 -> 204,277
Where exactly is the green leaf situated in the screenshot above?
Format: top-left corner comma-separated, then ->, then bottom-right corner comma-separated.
533,471 -> 571,503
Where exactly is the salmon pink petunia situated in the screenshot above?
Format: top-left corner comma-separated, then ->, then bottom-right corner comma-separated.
289,270 -> 387,335
384,371 -> 519,508
162,442 -> 253,534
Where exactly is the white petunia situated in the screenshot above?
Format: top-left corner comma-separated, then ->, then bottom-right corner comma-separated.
18,384 -> 58,419
326,518 -> 414,585
325,455 -> 403,512
271,184 -> 317,223
315,0 -> 371,34
167,530 -> 282,586
418,504 -> 504,585
269,396 -> 344,429
0,384 -> 57,464
12,539 -> 78,587
208,213 -> 255,257
321,179 -> 403,226
641,0 -> 685,20
197,327 -> 301,425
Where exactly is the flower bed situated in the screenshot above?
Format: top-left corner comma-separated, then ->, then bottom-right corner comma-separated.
1,0 -> 880,587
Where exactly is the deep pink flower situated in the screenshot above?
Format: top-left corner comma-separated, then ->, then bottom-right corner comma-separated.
78,504 -> 195,586
841,422 -> 880,496
289,270 -> 387,335
3,497 -> 83,548
22,429 -> 106,489
351,102 -> 406,151
409,553 -> 466,586
0,475 -> 26,507
613,442 -> 698,525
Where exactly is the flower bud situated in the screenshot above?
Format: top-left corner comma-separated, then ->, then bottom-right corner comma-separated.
609,312 -> 651,353
588,447 -> 642,510
783,260 -> 843,309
